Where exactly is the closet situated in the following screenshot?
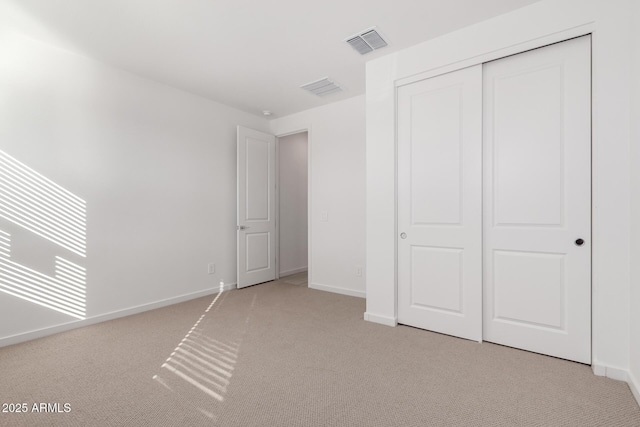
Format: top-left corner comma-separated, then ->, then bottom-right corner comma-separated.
397,35 -> 591,363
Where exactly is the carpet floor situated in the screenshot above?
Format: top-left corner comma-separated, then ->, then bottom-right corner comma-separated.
0,273 -> 639,426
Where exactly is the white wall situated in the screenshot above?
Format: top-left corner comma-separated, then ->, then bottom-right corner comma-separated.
366,0 -> 635,377
629,0 -> 640,406
278,132 -> 308,276
0,28 -> 269,345
271,96 -> 366,298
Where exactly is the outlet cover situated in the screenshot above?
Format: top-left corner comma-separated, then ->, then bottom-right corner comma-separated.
208,263 -> 215,275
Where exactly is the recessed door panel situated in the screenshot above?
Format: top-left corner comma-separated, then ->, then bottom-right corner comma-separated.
410,246 -> 463,314
410,86 -> 462,225
493,65 -> 564,227
493,250 -> 565,330
246,232 -> 270,272
245,137 -> 270,221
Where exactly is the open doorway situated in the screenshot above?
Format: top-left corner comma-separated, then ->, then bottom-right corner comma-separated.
236,126 -> 308,289
277,131 -> 308,286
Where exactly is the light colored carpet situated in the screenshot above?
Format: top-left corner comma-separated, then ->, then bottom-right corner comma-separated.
0,277 -> 638,426
281,271 -> 308,285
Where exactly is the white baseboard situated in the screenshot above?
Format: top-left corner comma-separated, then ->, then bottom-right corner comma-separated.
592,364 -> 606,377
0,283 -> 236,348
309,282 -> 365,298
592,361 -> 640,407
279,267 -> 308,277
364,311 -> 398,327
629,370 -> 640,408
592,362 -> 628,382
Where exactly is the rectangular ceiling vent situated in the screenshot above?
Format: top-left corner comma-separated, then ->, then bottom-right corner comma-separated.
346,27 -> 388,55
300,77 -> 342,97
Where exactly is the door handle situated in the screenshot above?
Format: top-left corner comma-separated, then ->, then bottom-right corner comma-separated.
400,232 -> 407,239
575,238 -> 584,246
237,225 -> 250,230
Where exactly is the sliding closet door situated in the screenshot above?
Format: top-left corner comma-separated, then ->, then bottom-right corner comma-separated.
483,36 -> 591,363
397,65 -> 482,342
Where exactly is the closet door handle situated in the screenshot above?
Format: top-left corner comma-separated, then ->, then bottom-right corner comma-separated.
575,238 -> 584,246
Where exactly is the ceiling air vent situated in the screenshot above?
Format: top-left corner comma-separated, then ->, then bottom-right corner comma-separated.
346,27 -> 388,55
300,77 -> 342,97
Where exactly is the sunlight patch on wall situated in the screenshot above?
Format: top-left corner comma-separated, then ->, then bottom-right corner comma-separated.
0,150 -> 87,319
0,230 -> 86,319
0,150 -> 86,257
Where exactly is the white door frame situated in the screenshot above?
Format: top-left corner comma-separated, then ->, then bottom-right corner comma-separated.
275,128 -> 312,283
393,30 -> 593,357
366,3 -> 634,377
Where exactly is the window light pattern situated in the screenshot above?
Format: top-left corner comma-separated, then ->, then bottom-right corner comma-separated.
0,230 -> 86,319
0,150 -> 86,257
153,286 -> 254,421
0,150 -> 87,319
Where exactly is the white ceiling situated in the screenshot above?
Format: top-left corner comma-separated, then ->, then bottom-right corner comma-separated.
2,0 -> 541,118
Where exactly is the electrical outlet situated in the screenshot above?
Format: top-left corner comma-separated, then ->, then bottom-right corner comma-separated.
208,263 -> 215,275
356,265 -> 362,277
320,210 -> 329,222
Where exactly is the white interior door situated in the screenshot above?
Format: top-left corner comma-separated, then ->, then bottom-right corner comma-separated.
397,65 -> 483,342
237,126 -> 276,288
483,36 -> 591,363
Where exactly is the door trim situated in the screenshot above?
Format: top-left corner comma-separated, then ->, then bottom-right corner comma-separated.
393,32 -> 593,362
395,24 -> 593,89
275,127 -> 312,285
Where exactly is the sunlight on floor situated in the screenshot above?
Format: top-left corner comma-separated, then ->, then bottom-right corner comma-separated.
153,287 -> 257,420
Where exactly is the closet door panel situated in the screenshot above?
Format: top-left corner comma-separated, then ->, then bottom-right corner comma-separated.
483,36 -> 591,363
397,65 -> 482,342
